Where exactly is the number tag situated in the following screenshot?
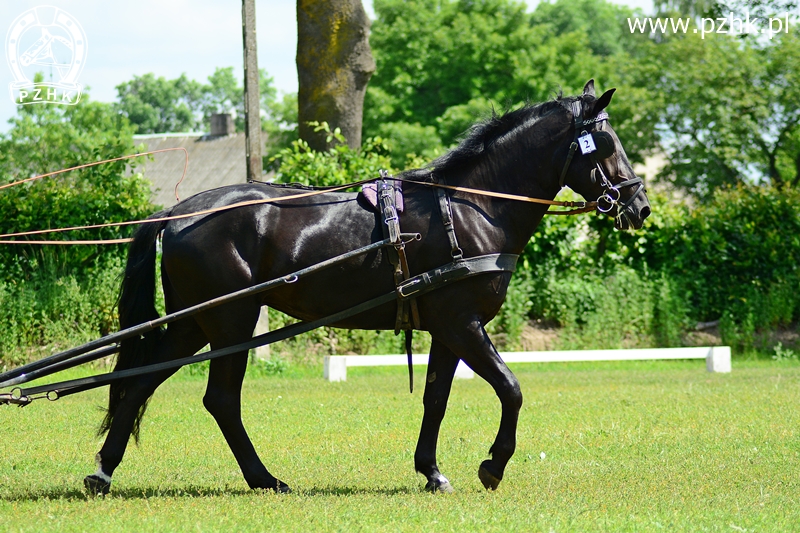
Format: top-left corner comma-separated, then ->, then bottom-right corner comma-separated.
578,133 -> 596,155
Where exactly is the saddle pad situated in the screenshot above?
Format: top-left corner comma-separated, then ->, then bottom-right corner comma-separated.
361,180 -> 404,213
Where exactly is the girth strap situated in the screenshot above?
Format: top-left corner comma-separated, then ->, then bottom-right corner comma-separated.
397,253 -> 518,299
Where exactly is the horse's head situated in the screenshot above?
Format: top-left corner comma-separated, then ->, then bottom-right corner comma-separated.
557,80 -> 650,230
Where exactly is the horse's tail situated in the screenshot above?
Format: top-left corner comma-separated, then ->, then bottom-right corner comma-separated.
99,209 -> 172,442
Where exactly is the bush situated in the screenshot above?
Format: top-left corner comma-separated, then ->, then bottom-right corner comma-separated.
649,185 -> 800,333
521,185 -> 800,354
0,257 -> 122,370
0,92 -> 155,282
268,121 -> 394,186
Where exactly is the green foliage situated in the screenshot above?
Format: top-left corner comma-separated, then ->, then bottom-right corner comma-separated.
649,185 -> 800,324
486,268 -> 534,350
262,92 -> 299,154
516,185 -> 800,353
367,0 -> 659,162
0,90 -> 154,280
652,30 -> 800,194
651,272 -> 690,347
373,121 -> 444,168
0,257 -> 122,370
114,72 -> 204,133
772,341 -> 798,361
559,267 -> 655,350
531,0 -> 645,57
269,122 -> 394,187
246,353 -> 289,377
114,67 -> 295,143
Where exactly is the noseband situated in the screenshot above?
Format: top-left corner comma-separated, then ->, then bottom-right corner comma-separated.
558,101 -> 645,216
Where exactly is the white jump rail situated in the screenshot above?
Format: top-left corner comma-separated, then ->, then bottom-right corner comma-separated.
323,346 -> 732,382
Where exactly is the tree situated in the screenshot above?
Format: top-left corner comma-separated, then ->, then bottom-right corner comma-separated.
654,0 -> 797,18
296,0 -> 376,150
114,73 -> 204,133
115,68 -> 286,136
365,0 -> 660,165
652,31 -> 800,195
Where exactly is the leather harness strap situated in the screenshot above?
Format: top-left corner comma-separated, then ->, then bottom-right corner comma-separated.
377,172 -> 420,334
378,171 -> 519,392
433,176 -> 464,260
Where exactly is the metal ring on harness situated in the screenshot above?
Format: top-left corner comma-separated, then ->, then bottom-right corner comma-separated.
597,187 -> 620,213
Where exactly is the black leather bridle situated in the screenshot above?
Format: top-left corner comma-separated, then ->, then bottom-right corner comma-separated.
558,100 -> 646,218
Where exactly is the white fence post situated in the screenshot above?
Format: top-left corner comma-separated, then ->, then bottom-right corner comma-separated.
454,361 -> 474,379
706,346 -> 731,373
324,356 -> 347,382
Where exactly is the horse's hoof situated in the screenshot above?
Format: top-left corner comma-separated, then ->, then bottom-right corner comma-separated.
274,480 -> 292,494
478,460 -> 502,491
83,475 -> 111,496
424,478 -> 454,494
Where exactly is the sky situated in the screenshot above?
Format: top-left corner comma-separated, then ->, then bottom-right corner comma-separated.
0,0 -> 655,133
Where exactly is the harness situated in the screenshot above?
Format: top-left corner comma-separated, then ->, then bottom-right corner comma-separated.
558,101 -> 646,218
375,171 -> 517,392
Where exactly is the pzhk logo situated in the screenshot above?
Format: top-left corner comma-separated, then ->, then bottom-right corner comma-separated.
6,6 -> 87,106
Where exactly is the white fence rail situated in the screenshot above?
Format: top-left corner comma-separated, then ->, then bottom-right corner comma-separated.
323,346 -> 731,382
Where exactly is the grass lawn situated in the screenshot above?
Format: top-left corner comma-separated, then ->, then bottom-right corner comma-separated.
1,359 -> 799,532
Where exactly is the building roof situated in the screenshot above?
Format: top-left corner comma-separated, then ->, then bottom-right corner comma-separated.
131,132 -> 269,208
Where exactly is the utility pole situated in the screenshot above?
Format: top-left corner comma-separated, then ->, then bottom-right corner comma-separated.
242,0 -> 269,356
242,0 -> 262,182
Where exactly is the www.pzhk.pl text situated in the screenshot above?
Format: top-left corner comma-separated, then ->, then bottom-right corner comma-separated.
628,12 -> 794,39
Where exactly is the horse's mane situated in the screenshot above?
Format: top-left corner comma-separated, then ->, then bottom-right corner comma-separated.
402,95 -> 581,182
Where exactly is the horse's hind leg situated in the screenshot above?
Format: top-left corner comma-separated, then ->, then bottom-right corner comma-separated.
199,305 -> 290,493
434,320 -> 523,491
414,339 -> 459,493
202,349 -> 290,492
85,319 -> 208,495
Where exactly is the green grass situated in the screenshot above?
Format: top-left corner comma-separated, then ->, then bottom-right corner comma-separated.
1,360 -> 799,532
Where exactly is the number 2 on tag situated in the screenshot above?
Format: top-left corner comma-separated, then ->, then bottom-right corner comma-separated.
578,133 -> 596,155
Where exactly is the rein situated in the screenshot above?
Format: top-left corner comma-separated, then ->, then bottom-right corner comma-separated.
0,175 -> 598,244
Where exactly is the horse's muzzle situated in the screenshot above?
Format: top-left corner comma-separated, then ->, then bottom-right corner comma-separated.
614,204 -> 650,230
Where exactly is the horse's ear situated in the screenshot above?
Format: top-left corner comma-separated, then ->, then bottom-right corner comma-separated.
583,79 -> 596,97
594,88 -> 616,113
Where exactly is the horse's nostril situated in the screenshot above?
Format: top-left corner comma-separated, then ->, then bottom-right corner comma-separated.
640,206 -> 651,220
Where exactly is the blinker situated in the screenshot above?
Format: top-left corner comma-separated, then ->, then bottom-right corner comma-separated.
591,131 -> 615,160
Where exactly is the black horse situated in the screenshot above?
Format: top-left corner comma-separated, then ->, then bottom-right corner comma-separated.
85,80 -> 650,495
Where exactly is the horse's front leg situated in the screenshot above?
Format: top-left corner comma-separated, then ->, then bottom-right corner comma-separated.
436,319 -> 523,491
414,339 -> 460,493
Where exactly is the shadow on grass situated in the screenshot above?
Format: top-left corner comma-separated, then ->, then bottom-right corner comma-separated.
1,484 -> 420,502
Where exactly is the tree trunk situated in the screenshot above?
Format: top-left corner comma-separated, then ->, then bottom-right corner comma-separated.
297,0 -> 375,151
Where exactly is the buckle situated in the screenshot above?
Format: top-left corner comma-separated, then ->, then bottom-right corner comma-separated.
397,277 -> 424,298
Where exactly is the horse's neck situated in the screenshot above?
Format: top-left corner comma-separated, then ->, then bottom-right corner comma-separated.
445,126 -> 565,252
